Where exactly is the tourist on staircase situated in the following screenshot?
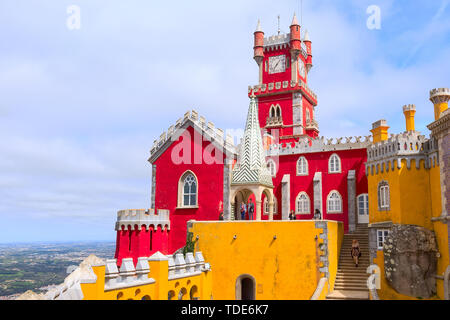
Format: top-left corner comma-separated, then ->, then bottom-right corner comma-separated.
351,239 -> 361,267
248,199 -> 254,220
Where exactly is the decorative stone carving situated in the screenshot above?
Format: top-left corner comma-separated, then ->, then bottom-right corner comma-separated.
383,224 -> 438,298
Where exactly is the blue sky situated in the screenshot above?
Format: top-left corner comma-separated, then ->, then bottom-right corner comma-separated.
0,0 -> 449,243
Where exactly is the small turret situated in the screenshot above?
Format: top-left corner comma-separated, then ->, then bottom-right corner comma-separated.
370,120 -> 389,144
290,13 -> 301,58
402,104 -> 416,132
429,88 -> 450,120
303,29 -> 313,72
253,19 -> 264,65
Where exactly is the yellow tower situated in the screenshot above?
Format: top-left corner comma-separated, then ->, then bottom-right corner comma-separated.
429,88 -> 450,120
402,104 -> 416,132
370,119 -> 389,144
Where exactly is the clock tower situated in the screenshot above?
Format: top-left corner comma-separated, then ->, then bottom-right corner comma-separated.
249,14 -> 318,142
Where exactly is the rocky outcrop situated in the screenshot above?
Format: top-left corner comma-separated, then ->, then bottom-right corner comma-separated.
383,224 -> 438,298
16,290 -> 45,300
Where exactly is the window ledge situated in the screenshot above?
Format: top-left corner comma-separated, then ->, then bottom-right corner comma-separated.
296,173 -> 309,176
328,171 -> 342,174
327,211 -> 343,214
176,206 -> 199,210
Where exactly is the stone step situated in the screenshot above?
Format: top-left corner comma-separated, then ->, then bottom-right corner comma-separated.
326,290 -> 369,300
335,276 -> 368,281
335,280 -> 367,286
337,268 -> 368,274
333,286 -> 369,292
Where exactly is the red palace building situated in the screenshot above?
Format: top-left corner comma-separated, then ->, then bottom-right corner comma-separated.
114,14 -> 372,266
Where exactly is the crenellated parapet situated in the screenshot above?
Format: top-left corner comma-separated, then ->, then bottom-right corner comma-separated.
166,252 -> 210,280
104,257 -> 155,291
149,110 -> 238,163
262,34 -> 308,59
265,135 -> 372,157
115,208 -> 170,231
365,131 -> 439,175
248,79 -> 317,106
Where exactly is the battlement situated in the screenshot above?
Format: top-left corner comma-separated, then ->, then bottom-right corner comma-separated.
262,33 -> 308,58
167,252 -> 209,280
104,257 -> 155,291
265,135 -> 372,157
248,79 -> 317,106
149,110 -> 237,162
115,208 -> 170,231
366,131 -> 439,173
430,88 -> 450,103
402,104 -> 416,112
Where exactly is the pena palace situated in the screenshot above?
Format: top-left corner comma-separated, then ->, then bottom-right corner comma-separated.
28,13 -> 449,301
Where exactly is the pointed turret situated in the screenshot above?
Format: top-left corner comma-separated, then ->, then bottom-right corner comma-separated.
231,95 -> 273,188
290,13 -> 301,57
253,19 -> 264,66
303,29 -> 313,72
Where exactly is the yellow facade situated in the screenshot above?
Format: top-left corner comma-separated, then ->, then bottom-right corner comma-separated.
189,220 -> 343,300
367,95 -> 450,300
80,254 -> 213,300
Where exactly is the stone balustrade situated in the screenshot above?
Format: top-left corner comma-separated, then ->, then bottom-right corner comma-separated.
167,251 -> 208,280
248,79 -> 317,104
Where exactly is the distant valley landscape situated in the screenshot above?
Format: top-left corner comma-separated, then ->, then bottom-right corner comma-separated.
0,242 -> 115,299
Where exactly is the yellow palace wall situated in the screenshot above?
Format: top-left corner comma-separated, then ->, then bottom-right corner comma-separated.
80,257 -> 213,300
368,159 -> 449,300
190,220 -> 343,300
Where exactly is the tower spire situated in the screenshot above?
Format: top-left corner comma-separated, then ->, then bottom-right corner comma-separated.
277,15 -> 280,35
231,96 -> 273,188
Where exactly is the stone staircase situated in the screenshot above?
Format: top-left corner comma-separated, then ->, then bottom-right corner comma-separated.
326,224 -> 370,300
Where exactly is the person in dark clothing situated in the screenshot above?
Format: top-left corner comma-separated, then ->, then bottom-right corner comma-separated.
248,199 -> 255,220
314,209 -> 322,220
219,211 -> 224,220
289,210 -> 296,220
240,203 -> 246,220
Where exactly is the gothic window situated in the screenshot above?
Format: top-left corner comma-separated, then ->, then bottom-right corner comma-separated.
270,106 -> 275,117
378,181 -> 390,210
306,108 -> 310,123
276,105 -> 281,117
178,171 -> 198,208
327,191 -> 342,213
296,192 -> 310,214
267,159 -> 276,177
296,156 -> 308,175
328,154 -> 341,173
263,197 -> 277,215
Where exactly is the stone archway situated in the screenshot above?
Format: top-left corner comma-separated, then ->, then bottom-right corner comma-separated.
230,186 -> 274,221
235,274 -> 256,300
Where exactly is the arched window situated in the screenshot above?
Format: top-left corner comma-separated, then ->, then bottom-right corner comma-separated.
327,191 -> 342,213
263,196 -> 277,215
328,154 -> 341,173
178,171 -> 198,208
276,105 -> 281,117
306,108 -> 310,123
267,159 -> 276,177
296,156 -> 308,175
378,181 -> 390,210
270,106 -> 275,117
296,192 -> 310,214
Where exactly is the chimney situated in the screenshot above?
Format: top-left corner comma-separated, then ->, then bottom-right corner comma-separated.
402,104 -> 416,132
370,120 -> 389,144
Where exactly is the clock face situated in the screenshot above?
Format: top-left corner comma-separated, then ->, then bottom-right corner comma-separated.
299,59 -> 306,79
268,55 -> 286,74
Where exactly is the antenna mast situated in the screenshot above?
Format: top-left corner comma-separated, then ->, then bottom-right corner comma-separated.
277,15 -> 280,35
